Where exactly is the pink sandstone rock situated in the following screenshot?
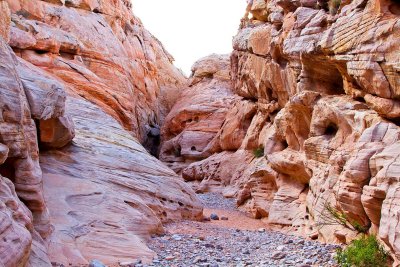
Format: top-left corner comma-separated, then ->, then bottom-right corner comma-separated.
0,0 -> 202,265
161,0 -> 400,263
160,54 -> 238,173
40,97 -> 202,265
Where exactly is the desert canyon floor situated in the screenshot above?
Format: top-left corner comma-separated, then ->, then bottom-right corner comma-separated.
147,193 -> 340,267
1,0 -> 400,266
71,192 -> 341,267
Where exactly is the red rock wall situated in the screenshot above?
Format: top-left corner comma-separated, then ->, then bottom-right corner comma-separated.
7,0 -> 186,142
161,0 -> 400,262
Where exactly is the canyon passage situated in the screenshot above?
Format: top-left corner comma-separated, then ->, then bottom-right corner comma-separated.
0,0 -> 400,266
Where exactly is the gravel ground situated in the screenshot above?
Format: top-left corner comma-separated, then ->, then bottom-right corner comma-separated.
197,193 -> 237,211
143,193 -> 340,267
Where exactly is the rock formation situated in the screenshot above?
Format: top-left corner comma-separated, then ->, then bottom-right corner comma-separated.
160,54 -> 240,174
161,0 -> 400,262
2,0 -> 400,264
0,0 -> 201,265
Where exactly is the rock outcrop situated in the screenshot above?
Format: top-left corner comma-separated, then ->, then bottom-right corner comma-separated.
40,97 -> 202,264
161,0 -> 400,262
160,54 -> 239,174
0,0 -> 202,265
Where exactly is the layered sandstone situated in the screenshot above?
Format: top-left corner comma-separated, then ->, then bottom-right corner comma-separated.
160,54 -> 240,174
161,0 -> 400,262
0,0 -> 202,265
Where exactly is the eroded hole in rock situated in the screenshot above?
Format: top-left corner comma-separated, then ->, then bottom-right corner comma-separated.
275,23 -> 283,31
34,49 -> 48,55
318,0 -> 329,11
301,55 -> 345,95
324,122 -> 338,137
205,73 -> 214,79
320,18 -> 328,29
143,125 -> 161,157
389,2 -> 400,15
191,146 -> 196,151
269,109 -> 280,122
272,47 -> 288,69
174,146 -> 182,157
354,97 -> 366,103
390,117 -> 400,127
0,158 -> 16,181
60,52 -> 75,60
266,87 -> 278,102
280,139 -> 289,150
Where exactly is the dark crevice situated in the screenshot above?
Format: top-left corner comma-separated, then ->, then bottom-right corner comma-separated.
324,123 -> 338,137
174,146 -> 182,157
389,117 -> 400,127
143,126 -> 161,157
354,97 -> 366,103
0,158 -> 16,182
389,2 -> 400,15
301,55 -> 345,95
272,47 -> 288,69
60,52 -> 75,60
93,8 -> 102,14
35,49 -> 48,55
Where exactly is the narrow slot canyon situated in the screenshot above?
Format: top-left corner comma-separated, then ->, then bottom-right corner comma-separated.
0,0 -> 400,267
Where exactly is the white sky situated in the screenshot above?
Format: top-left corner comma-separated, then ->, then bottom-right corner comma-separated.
132,0 -> 247,76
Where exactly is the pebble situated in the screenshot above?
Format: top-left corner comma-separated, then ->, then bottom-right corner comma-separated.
210,213 -> 219,220
147,193 -> 339,267
164,255 -> 175,261
272,251 -> 286,259
88,260 -> 105,267
171,234 -> 182,241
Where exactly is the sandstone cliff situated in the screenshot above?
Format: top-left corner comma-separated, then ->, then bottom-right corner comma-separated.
161,0 -> 400,262
0,0 -> 202,265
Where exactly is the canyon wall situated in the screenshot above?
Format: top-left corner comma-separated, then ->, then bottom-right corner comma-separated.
161,0 -> 400,262
0,0 -> 202,265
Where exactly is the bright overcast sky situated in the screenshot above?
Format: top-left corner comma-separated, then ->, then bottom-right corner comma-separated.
132,0 -> 247,76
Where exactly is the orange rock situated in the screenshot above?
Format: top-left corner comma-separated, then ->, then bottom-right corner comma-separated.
0,0 -> 200,265
40,97 -> 202,265
161,0 -> 400,262
160,54 -> 238,173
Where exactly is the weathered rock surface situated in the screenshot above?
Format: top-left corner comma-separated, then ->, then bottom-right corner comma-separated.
0,28 -> 53,266
161,0 -> 400,263
0,0 -> 202,265
7,0 -> 186,144
160,54 -> 239,173
40,97 -> 202,265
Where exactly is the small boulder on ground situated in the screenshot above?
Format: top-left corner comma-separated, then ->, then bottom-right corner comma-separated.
210,213 -> 219,220
89,260 -> 106,267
